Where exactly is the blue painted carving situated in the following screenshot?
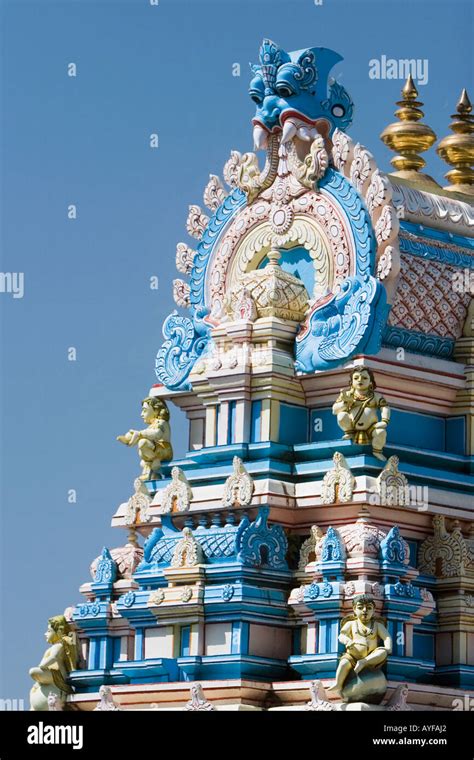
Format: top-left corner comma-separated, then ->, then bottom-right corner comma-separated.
382,326 -> 454,359
155,189 -> 246,391
222,585 -> 234,601
400,231 -> 474,269
308,582 -> 320,600
137,516 -> 243,573
76,602 -> 101,618
190,189 -> 246,309
194,523 -> 240,559
321,580 -> 333,598
321,170 -> 376,277
155,35 -> 382,386
121,591 -> 136,608
155,311 -> 209,392
294,167 -> 390,373
138,517 -> 180,569
93,547 -> 117,585
380,526 -> 408,566
236,507 -> 288,569
321,527 -> 345,562
322,82 -> 353,133
393,581 -> 416,598
295,275 -> 389,373
249,39 -> 353,136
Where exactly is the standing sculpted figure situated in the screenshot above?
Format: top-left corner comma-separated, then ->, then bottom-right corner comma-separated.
29,615 -> 77,711
333,367 -> 390,461
118,397 -> 173,480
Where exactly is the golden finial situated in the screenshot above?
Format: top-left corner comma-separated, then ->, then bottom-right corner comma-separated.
380,76 -> 438,186
436,89 -> 474,196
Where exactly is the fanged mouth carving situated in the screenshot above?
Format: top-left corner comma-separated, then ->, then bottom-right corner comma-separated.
252,116 -> 331,151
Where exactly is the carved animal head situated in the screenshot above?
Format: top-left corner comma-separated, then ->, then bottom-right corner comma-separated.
250,39 -> 353,148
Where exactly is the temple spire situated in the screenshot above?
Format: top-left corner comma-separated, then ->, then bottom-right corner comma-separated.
436,89 -> 474,196
380,76 -> 438,186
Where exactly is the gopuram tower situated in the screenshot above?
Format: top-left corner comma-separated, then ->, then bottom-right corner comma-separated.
30,39 -> 474,712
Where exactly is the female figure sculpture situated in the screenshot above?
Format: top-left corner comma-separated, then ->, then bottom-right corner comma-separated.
29,615 -> 77,711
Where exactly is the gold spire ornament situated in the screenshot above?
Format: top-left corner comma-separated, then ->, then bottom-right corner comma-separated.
380,75 -> 438,186
437,89 -> 474,196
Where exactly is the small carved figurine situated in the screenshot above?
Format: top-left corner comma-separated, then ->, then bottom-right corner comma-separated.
94,685 -> 121,711
47,693 -> 64,711
185,682 -> 215,711
118,397 -> 173,480
29,615 -> 77,711
333,367 -> 390,460
327,594 -> 392,702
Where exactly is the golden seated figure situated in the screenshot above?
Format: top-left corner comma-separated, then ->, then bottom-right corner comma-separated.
118,396 -> 173,481
333,368 -> 390,460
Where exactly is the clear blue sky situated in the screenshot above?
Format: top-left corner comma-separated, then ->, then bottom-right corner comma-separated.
0,0 -> 472,703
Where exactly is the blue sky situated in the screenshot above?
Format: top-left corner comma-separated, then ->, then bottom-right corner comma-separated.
0,0 -> 472,702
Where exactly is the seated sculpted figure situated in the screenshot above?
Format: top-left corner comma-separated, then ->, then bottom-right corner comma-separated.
332,367 -> 390,460
29,615 -> 77,711
118,397 -> 173,480
327,594 -> 392,699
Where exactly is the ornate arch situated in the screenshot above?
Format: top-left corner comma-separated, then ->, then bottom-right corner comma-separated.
155,126 -> 400,387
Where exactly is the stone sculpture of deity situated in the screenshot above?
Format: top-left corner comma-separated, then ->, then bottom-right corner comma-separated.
117,396 -> 173,480
29,615 -> 77,711
332,367 -> 390,460
327,594 -> 392,703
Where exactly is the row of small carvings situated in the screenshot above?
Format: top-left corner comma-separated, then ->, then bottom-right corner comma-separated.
124,454 -> 411,525
83,577 -> 438,614
47,680 -> 414,712
90,512 -> 474,586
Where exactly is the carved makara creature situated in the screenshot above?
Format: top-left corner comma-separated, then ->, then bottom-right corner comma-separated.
249,38 -> 353,152
117,397 -> 173,480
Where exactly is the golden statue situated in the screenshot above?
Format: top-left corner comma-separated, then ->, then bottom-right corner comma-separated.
118,397 -> 173,480
333,368 -> 390,460
327,594 -> 392,703
29,615 -> 78,711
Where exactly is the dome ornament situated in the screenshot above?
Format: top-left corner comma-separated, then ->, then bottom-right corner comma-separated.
436,89 -> 474,196
225,246 -> 309,324
380,75 -> 438,187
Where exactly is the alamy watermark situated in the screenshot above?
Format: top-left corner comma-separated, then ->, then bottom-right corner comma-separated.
452,268 -> 474,295
27,721 -> 83,750
0,697 -> 25,710
0,272 -> 24,299
369,56 -> 429,86
452,694 -> 474,711
369,484 -> 429,512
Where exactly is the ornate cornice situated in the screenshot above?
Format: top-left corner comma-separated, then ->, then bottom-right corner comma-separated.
391,181 -> 474,235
